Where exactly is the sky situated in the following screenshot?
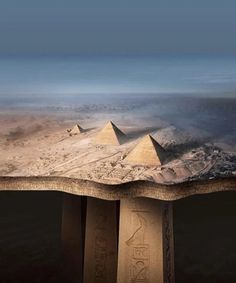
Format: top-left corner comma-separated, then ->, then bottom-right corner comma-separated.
0,0 -> 236,55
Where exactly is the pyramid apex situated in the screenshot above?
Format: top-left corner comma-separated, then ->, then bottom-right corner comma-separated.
140,134 -> 156,143
107,120 -> 113,124
144,134 -> 153,139
106,120 -> 115,127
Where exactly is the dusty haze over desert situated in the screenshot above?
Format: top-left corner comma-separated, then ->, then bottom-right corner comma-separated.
1,91 -> 235,184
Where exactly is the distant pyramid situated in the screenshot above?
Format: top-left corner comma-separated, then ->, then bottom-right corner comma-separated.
125,134 -> 166,166
70,124 -> 84,135
94,121 -> 126,145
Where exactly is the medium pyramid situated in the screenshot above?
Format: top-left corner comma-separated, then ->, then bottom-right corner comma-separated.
94,121 -> 126,145
70,124 -> 84,135
125,134 -> 166,166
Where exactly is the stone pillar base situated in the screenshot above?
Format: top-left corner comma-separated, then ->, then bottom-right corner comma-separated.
117,198 -> 174,283
83,197 -> 118,283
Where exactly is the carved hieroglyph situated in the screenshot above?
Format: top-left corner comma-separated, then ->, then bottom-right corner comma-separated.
61,194 -> 83,283
117,198 -> 174,283
84,197 -> 118,283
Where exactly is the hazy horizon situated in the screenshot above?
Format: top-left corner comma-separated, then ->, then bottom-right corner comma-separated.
0,55 -> 236,107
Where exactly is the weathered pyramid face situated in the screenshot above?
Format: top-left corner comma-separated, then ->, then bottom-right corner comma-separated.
70,124 -> 83,134
94,121 -> 126,145
125,134 -> 166,166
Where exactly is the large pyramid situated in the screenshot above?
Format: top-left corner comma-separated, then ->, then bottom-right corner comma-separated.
70,124 -> 84,135
94,121 -> 126,145
125,134 -> 166,166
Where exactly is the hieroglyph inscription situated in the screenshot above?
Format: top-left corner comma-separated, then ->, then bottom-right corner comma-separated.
94,213 -> 108,283
84,198 -> 117,283
126,200 -> 151,283
118,198 -> 166,283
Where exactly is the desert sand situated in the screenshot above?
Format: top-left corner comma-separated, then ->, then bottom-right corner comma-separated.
0,108 -> 235,185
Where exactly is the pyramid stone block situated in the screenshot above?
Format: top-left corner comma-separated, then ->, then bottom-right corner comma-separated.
70,124 -> 84,135
94,121 -> 126,145
125,134 -> 166,166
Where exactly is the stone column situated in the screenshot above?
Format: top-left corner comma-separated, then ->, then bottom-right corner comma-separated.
61,194 -> 83,283
117,198 -> 174,283
83,197 -> 118,283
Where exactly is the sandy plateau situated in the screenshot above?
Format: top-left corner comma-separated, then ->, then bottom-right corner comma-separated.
0,111 -> 235,184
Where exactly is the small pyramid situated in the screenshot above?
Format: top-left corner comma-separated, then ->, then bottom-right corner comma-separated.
94,121 -> 126,145
70,124 -> 84,135
125,134 -> 166,166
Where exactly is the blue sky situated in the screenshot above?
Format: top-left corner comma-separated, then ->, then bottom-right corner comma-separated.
0,0 -> 236,54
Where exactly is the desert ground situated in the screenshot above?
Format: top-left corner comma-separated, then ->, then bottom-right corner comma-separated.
0,99 -> 235,184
